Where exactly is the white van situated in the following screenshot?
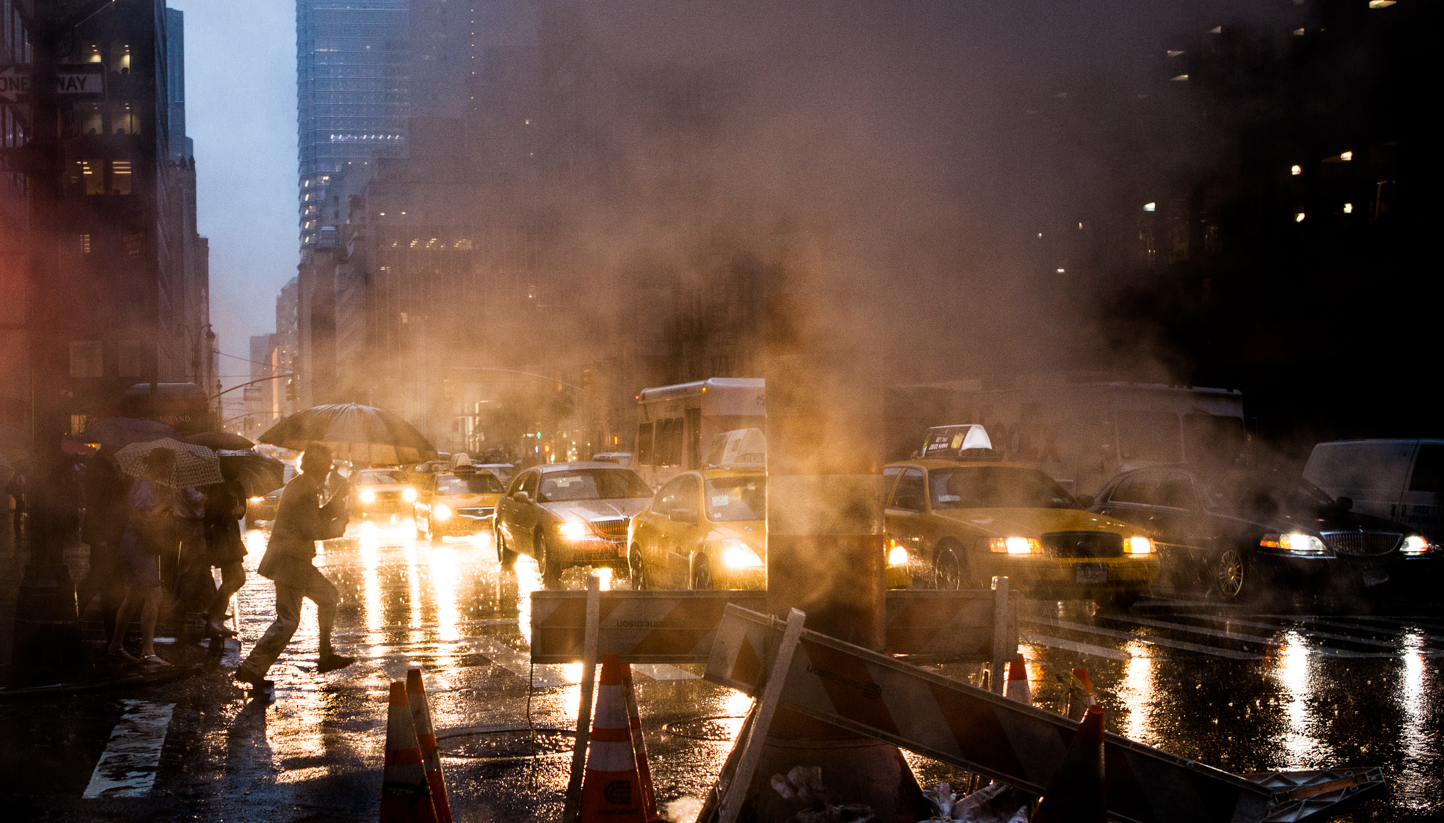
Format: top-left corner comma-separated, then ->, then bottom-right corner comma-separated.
1303,439 -> 1443,541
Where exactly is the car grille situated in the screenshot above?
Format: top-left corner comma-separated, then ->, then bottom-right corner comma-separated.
1041,532 -> 1123,559
591,519 -> 629,541
457,507 -> 494,518
1322,532 -> 1401,556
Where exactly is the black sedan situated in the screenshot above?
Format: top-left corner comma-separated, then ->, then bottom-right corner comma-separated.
493,462 -> 653,586
1089,465 -> 1435,603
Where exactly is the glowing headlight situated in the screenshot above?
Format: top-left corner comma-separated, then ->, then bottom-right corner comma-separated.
1261,533 -> 1330,556
557,521 -> 590,540
720,540 -> 763,570
887,545 -> 909,566
359,489 -> 377,504
434,503 -> 452,521
402,487 -> 418,503
986,537 -> 1040,554
1126,536 -> 1155,554
1402,535 -> 1429,556
248,496 -> 264,503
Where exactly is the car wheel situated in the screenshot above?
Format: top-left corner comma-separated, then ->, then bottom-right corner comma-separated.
495,526 -> 517,570
538,535 -> 563,587
691,556 -> 714,591
628,545 -> 647,591
933,541 -> 965,590
1214,548 -> 1250,602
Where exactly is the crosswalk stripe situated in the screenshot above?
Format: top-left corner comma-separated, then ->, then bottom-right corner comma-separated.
1025,617 -> 1264,660
1020,631 -> 1132,661
1111,615 -> 1385,659
471,636 -> 571,688
83,700 -> 175,799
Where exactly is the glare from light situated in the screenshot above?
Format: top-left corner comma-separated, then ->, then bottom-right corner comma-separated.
558,521 -> 589,540
1343,203 -> 1354,214
359,489 -> 377,504
1143,202 -> 1156,212
721,542 -> 763,570
1127,536 -> 1155,554
1118,649 -> 1156,743
1276,631 -> 1322,762
434,503 -> 452,521
1401,535 -> 1429,555
1056,268 -> 1066,273
887,545 -> 909,566
1369,1 -> 1396,8
1290,165 -> 1302,176
248,496 -> 264,503
1295,212 -> 1306,223
1170,74 -> 1189,82
595,567 -> 613,590
402,487 -> 418,503
1340,151 -> 1353,161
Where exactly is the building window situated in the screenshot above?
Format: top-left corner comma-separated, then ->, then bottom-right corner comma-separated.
79,234 -> 91,253
70,415 -> 89,436
111,103 -> 142,135
78,103 -> 103,135
118,340 -> 145,377
73,159 -> 104,195
111,160 -> 132,195
110,42 -> 131,74
70,340 -> 103,378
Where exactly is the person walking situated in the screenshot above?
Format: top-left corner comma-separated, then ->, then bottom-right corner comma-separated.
203,477 -> 247,637
173,484 -> 216,623
76,455 -> 128,636
235,444 -> 354,688
108,448 -> 175,666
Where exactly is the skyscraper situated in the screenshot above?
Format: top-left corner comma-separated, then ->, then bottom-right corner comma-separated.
296,0 -> 410,249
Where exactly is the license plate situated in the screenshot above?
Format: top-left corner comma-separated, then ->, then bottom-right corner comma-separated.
1075,563 -> 1108,584
1363,569 -> 1389,588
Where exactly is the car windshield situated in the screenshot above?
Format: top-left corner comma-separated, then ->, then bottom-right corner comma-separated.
538,469 -> 652,502
929,466 -> 1079,510
1199,473 -> 1337,515
705,476 -> 766,522
356,470 -> 407,485
437,473 -> 504,495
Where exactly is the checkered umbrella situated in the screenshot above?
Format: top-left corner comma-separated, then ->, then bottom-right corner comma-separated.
115,437 -> 224,489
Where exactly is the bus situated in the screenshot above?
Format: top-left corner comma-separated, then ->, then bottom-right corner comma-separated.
633,378 -> 765,488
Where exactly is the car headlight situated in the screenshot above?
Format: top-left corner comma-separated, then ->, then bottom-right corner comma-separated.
359,489 -> 377,504
248,496 -> 264,503
402,488 -> 418,503
434,503 -> 452,521
557,521 -> 591,541
985,537 -> 1041,554
1261,533 -> 1331,556
1402,535 -> 1430,556
1126,536 -> 1155,554
886,539 -> 909,566
719,539 -> 763,570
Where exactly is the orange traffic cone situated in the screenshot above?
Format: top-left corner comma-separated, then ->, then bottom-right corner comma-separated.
620,663 -> 660,822
407,668 -> 452,823
1004,653 -> 1030,705
381,680 -> 439,823
1033,704 -> 1107,823
580,653 -> 646,823
1067,666 -> 1096,721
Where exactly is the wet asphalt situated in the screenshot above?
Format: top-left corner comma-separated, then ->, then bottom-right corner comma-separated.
0,519 -> 1439,822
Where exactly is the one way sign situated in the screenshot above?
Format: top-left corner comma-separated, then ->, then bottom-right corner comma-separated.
0,64 -> 107,104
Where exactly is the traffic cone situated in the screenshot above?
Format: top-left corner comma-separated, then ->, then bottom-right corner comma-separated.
620,663 -> 660,822
1004,653 -> 1030,705
407,668 -> 453,823
580,653 -> 646,823
1033,704 -> 1107,823
381,680 -> 439,823
1067,666 -> 1096,721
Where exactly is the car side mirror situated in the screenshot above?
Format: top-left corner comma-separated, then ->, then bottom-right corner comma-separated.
671,507 -> 699,525
514,490 -> 531,504
1076,494 -> 1095,508
1334,496 -> 1353,512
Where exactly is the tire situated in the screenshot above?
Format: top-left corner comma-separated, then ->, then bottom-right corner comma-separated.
628,545 -> 647,591
538,535 -> 563,587
496,526 -> 517,570
691,556 -> 713,591
933,541 -> 966,590
1214,548 -> 1250,602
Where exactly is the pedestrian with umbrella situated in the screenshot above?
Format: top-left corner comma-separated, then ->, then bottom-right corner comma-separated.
108,448 -> 177,666
235,444 -> 355,689
257,403 -> 438,465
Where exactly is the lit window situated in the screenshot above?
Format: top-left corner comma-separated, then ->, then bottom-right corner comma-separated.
1340,151 -> 1353,161
1143,202 -> 1156,212
1368,0 -> 1396,7
80,234 -> 91,253
1290,165 -> 1302,176
1167,50 -> 1185,57
1343,203 -> 1353,214
1056,268 -> 1066,273
1207,26 -> 1222,34
1293,28 -> 1305,35
1170,74 -> 1189,82
110,42 -> 131,74
111,160 -> 132,195
1294,212 -> 1306,223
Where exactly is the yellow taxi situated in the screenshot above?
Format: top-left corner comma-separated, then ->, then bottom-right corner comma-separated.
885,459 -> 1159,607
413,469 -> 507,542
627,468 -> 913,590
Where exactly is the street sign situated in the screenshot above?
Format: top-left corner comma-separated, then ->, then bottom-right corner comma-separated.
705,604 -> 1277,823
529,587 -> 1017,666
0,64 -> 107,103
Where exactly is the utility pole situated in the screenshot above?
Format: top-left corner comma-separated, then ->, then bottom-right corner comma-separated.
10,0 -> 119,670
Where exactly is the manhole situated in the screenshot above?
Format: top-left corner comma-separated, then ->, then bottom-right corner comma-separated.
437,726 -> 575,761
663,715 -> 747,741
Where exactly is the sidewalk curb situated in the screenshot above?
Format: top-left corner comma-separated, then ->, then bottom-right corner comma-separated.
0,662 -> 209,702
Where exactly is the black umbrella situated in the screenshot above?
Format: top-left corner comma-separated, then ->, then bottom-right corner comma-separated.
258,403 -> 438,465
80,417 -> 175,451
216,450 -> 288,497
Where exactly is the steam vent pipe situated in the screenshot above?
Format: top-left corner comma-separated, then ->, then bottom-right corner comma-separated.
742,351 -> 929,821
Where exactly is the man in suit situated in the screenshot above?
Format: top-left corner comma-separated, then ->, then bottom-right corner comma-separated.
236,444 -> 354,687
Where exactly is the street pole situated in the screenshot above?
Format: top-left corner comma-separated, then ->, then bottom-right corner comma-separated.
11,0 -> 119,671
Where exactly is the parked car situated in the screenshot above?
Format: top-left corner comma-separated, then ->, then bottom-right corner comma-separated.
493,462 -> 653,585
1089,465 -> 1435,602
474,463 -> 516,485
413,469 -> 507,542
350,468 -> 418,523
1304,439 -> 1443,544
885,459 -> 1159,607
